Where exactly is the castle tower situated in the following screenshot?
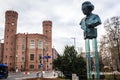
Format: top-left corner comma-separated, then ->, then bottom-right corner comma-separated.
43,20 -> 52,70
43,20 -> 52,41
3,10 -> 18,70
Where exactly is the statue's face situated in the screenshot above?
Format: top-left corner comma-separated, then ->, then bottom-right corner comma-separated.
82,6 -> 92,16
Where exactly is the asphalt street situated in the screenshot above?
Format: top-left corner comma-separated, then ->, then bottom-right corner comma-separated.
0,71 -> 58,80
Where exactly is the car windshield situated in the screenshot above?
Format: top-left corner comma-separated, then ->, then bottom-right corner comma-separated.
0,66 -> 8,74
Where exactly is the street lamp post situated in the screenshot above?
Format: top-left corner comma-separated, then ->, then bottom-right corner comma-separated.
71,37 -> 76,48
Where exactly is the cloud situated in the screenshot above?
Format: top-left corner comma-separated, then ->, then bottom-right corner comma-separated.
0,0 -> 120,54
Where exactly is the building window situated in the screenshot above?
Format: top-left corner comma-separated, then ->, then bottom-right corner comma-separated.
29,65 -> 34,69
6,42 -> 8,44
10,56 -> 12,58
46,47 -> 49,52
22,45 -> 25,50
38,41 -> 43,49
22,57 -> 24,61
46,30 -> 48,34
10,63 -> 12,65
21,65 -> 23,68
30,54 -> 34,60
39,54 -> 42,63
23,38 -> 26,43
39,54 -> 42,60
30,40 -> 35,48
45,42 -> 48,45
7,29 -> 9,32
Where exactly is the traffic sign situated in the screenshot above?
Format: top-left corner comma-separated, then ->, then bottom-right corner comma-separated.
39,64 -> 43,68
44,56 -> 51,59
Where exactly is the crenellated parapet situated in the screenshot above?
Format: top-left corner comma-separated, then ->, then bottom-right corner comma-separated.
5,10 -> 18,19
43,20 -> 52,26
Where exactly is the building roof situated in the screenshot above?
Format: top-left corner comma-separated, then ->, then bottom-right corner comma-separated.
16,33 -> 47,39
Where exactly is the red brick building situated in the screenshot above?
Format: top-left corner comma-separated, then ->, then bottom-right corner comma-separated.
0,43 -> 4,63
2,10 -> 53,71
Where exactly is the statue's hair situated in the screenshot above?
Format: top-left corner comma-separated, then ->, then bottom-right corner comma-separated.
82,1 -> 94,11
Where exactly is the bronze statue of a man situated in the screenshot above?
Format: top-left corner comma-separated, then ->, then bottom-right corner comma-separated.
80,1 -> 101,39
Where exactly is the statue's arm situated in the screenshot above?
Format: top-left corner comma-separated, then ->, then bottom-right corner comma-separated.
87,15 -> 101,28
80,18 -> 86,30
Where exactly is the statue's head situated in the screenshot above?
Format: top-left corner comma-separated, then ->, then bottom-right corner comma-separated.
82,1 -> 94,16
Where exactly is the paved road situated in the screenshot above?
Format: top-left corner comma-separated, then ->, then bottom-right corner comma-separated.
6,72 -> 35,80
0,71 -> 58,80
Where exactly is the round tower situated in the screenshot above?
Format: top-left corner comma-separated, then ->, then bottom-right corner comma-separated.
42,20 -> 53,70
43,20 -> 52,41
3,10 -> 18,70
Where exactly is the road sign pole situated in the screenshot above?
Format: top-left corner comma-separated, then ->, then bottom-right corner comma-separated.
44,56 -> 51,71
39,64 -> 43,77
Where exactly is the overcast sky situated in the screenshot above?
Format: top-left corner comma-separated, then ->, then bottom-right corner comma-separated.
0,0 -> 120,54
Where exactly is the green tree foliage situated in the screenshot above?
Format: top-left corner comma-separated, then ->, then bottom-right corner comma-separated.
53,45 -> 86,77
